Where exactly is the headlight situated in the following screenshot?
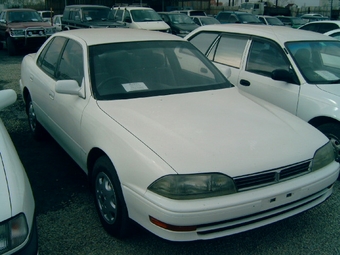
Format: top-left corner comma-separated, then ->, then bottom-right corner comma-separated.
148,173 -> 236,200
10,29 -> 25,36
0,213 -> 28,253
311,141 -> 335,171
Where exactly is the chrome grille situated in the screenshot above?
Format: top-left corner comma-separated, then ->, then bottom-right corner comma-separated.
234,160 -> 312,191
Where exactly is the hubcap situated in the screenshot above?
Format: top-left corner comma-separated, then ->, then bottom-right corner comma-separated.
95,172 -> 117,224
28,102 -> 37,132
329,137 -> 340,162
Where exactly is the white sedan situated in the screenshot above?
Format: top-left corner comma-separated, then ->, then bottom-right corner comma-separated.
20,28 -> 339,241
186,24 -> 340,163
0,89 -> 38,254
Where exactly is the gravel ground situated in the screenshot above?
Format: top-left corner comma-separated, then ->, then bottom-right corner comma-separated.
0,49 -> 339,255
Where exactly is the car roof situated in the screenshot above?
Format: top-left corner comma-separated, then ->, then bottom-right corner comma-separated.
113,6 -> 153,10
65,5 -> 109,8
53,28 -> 183,46
189,24 -> 337,43
301,20 -> 340,25
4,8 -> 36,12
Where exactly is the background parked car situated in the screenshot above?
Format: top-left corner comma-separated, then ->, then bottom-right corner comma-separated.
191,15 -> 220,26
158,12 -> 198,37
171,10 -> 207,16
257,15 -> 284,26
186,24 -> 340,162
37,10 -> 53,23
276,16 -> 307,28
52,14 -> 63,31
216,11 -> 263,24
298,20 -> 340,34
112,6 -> 170,32
0,8 -> 56,55
20,28 -> 339,242
0,89 -> 38,254
324,28 -> 340,39
62,5 -> 124,30
300,13 -> 329,22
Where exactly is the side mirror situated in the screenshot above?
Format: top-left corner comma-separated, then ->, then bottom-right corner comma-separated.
124,17 -> 132,23
55,79 -> 85,98
271,69 -> 297,84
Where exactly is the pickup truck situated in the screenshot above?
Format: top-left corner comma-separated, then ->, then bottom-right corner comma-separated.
0,8 -> 56,55
62,5 -> 125,30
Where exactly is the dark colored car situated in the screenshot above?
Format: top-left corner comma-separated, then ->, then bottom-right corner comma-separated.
276,16 -> 307,28
216,11 -> 263,24
158,12 -> 199,37
0,8 -> 56,55
62,5 -> 125,30
191,16 -> 220,26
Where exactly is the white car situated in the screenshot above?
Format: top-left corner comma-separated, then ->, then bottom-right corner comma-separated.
0,89 -> 38,254
186,24 -> 340,162
298,20 -> 340,33
52,14 -> 63,31
20,28 -> 339,241
111,6 -> 170,32
324,28 -> 340,40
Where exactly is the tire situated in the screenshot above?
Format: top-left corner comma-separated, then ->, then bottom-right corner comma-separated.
26,95 -> 45,140
6,37 -> 17,56
92,155 -> 131,238
317,122 -> 340,164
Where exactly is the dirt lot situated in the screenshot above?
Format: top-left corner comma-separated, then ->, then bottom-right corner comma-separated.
0,49 -> 339,255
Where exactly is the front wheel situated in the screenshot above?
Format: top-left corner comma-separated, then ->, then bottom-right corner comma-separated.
6,37 -> 17,56
317,123 -> 340,164
26,95 -> 45,140
92,155 -> 131,238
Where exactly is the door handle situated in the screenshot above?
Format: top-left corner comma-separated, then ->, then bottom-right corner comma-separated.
240,79 -> 250,86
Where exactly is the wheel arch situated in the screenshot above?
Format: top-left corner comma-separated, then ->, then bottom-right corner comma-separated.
308,116 -> 339,128
87,148 -> 109,186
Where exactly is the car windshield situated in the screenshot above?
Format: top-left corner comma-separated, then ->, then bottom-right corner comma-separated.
89,41 -> 231,100
286,41 -> 340,84
238,14 -> 262,24
292,18 -> 307,25
82,8 -> 110,21
131,10 -> 162,22
201,17 -> 220,25
8,11 -> 43,22
169,14 -> 195,24
266,17 -> 284,26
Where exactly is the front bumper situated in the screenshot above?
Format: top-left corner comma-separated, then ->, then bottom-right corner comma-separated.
124,161 -> 339,241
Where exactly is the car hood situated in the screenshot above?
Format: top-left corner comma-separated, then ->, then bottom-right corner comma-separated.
171,23 -> 199,31
97,88 -> 327,177
133,21 -> 170,30
316,84 -> 340,97
7,22 -> 53,28
82,20 -> 126,28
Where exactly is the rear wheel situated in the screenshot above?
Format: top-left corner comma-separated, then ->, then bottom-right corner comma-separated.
92,155 -> 131,238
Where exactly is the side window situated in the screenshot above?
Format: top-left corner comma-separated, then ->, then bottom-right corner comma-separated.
57,39 -> 84,86
188,32 -> 219,56
213,34 -> 248,68
39,36 -> 67,77
115,9 -> 123,21
246,39 -> 290,77
319,23 -> 339,33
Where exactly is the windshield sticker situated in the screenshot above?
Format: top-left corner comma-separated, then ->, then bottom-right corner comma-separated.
122,82 -> 148,92
314,70 -> 339,80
